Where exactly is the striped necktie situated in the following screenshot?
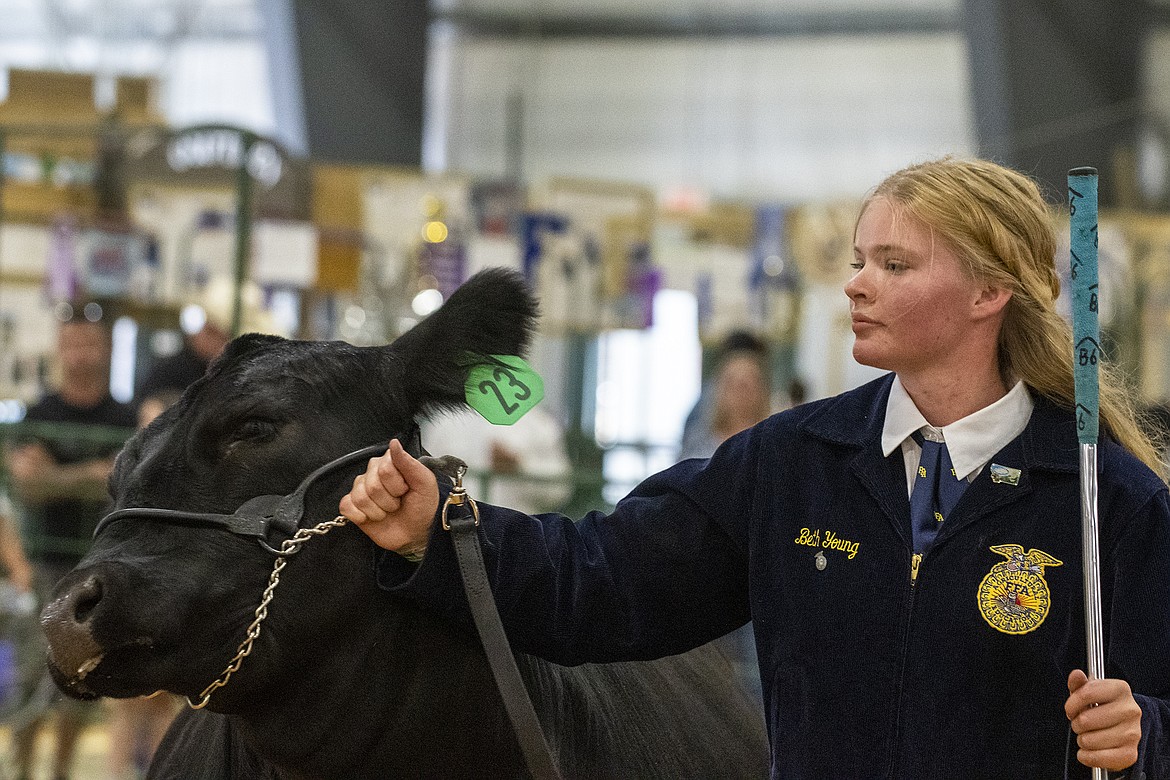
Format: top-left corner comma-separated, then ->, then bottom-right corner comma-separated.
909,431 -> 967,554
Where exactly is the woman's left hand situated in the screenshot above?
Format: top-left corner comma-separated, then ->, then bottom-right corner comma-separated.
1066,669 -> 1142,771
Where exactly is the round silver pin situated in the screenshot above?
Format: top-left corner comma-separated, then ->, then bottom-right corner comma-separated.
814,551 -> 827,571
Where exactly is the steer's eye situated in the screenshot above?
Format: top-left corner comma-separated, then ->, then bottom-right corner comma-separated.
236,419 -> 278,441
223,419 -> 279,455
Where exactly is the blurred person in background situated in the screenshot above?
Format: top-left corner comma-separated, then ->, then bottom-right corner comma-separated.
0,492 -> 33,596
678,341 -> 774,704
421,406 -> 571,515
5,306 -> 136,780
786,377 -> 808,408
135,276 -> 278,404
678,344 -> 773,463
134,391 -> 182,435
0,488 -> 35,702
678,330 -> 770,461
103,391 -> 183,780
0,490 -> 38,777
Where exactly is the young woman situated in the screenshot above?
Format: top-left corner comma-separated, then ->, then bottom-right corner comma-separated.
342,158 -> 1168,778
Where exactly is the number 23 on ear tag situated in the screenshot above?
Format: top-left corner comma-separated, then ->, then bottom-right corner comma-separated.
466,356 -> 544,425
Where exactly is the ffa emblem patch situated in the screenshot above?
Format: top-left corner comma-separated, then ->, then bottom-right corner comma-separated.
977,544 -> 1063,635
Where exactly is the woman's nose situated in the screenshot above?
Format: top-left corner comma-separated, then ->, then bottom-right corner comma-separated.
844,267 -> 867,301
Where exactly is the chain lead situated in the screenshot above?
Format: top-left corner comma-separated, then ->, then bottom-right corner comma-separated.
187,515 -> 349,710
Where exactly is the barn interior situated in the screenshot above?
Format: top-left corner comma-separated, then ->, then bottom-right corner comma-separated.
1,0 -> 1170,775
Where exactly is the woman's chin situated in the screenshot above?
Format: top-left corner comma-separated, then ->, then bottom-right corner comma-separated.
851,345 -> 892,372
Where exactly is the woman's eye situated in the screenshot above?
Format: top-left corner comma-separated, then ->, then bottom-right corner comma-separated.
849,261 -> 864,271
884,260 -> 905,273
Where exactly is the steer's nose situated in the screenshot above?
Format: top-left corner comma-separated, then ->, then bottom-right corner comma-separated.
41,574 -> 106,683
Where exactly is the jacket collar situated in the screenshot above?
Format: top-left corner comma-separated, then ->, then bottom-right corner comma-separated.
800,372 -> 1080,475
800,373 -> 1082,551
799,374 -> 896,450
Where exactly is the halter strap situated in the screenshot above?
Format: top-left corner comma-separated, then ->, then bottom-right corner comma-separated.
94,426 -> 422,556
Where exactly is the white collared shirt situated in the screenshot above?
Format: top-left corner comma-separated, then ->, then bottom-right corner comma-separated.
881,377 -> 1035,497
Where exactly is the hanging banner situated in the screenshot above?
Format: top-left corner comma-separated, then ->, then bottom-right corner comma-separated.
125,125 -> 311,220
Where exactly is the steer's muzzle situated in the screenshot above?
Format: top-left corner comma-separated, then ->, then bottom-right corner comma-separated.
41,574 -> 107,698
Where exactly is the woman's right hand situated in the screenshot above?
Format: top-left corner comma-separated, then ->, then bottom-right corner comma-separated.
340,439 -> 439,556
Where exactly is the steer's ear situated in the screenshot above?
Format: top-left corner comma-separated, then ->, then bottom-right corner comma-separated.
384,268 -> 538,416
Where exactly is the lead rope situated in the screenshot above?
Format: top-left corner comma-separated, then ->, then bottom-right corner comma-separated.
442,465 -> 562,780
187,515 -> 349,710
184,465 -> 561,779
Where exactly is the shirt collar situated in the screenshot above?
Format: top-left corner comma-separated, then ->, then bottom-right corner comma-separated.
881,376 -> 1034,481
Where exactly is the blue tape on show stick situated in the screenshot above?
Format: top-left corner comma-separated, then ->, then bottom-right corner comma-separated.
1069,167 -> 1100,444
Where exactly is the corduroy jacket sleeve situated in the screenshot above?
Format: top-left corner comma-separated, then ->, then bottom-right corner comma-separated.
373,420 -> 769,665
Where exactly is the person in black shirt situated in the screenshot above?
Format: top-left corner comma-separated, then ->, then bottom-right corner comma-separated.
135,275 -> 280,404
0,491 -> 32,595
6,309 -> 135,780
134,308 -> 228,402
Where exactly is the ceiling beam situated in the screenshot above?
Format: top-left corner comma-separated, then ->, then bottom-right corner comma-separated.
433,7 -> 961,40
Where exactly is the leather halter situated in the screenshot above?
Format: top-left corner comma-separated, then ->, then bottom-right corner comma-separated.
93,426 -> 422,556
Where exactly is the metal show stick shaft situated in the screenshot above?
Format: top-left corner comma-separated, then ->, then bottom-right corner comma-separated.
1069,166 -> 1105,780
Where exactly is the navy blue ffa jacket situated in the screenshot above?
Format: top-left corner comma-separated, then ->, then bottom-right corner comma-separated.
379,374 -> 1170,779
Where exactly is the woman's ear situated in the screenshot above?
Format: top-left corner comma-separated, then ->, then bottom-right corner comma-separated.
973,284 -> 1013,321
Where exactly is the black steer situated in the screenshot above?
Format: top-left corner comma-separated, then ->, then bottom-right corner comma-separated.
40,269 -> 769,779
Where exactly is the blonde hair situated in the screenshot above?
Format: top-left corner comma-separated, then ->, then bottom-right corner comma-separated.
865,157 -> 1163,476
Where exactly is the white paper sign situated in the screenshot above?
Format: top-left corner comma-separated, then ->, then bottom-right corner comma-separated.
251,220 -> 318,287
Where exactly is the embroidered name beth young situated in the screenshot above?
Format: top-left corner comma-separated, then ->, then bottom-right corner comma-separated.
795,528 -> 860,559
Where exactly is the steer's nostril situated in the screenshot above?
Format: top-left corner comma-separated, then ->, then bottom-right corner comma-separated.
42,574 -> 107,683
71,577 -> 103,624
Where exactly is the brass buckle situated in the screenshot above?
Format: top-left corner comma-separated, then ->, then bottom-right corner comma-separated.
441,463 -> 480,531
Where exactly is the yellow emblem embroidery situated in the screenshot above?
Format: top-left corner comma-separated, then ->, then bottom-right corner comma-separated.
977,544 -> 1063,635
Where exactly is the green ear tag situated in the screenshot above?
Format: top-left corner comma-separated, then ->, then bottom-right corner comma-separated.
466,356 -> 544,425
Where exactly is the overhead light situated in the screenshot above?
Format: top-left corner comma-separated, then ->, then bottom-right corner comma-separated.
411,288 -> 443,316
